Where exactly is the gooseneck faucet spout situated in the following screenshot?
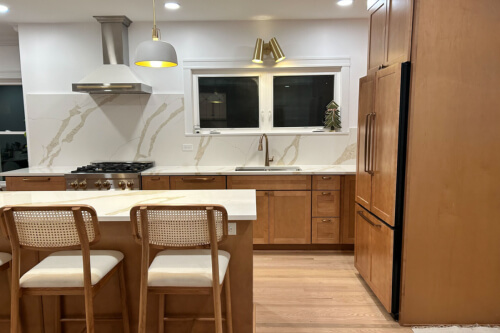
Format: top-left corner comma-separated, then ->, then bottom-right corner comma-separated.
258,134 -> 274,166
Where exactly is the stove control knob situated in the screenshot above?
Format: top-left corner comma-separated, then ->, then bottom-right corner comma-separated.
102,180 -> 111,190
127,181 -> 134,189
118,181 -> 127,190
94,180 -> 102,189
70,181 -> 79,189
79,180 -> 87,189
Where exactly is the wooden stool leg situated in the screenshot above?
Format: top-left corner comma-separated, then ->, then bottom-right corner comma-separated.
118,263 -> 131,333
54,296 -> 61,333
158,294 -> 165,333
7,263 -> 22,333
138,283 -> 148,333
212,282 -> 223,333
10,286 -> 20,333
224,270 -> 233,333
83,290 -> 95,333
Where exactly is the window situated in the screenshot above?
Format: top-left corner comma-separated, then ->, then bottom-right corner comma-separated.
0,85 -> 28,181
184,58 -> 351,135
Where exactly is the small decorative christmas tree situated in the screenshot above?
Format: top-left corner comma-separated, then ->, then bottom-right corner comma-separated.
323,100 -> 341,132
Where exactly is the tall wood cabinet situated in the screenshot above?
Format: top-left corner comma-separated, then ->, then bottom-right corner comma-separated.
368,0 -> 413,75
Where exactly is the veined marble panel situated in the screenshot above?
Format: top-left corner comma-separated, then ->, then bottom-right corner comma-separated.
26,94 -> 357,167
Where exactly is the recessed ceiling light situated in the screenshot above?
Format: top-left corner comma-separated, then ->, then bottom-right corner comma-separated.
337,0 -> 353,6
164,2 -> 180,10
0,4 -> 9,13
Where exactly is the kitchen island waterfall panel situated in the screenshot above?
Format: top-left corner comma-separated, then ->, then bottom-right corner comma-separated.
0,190 -> 256,333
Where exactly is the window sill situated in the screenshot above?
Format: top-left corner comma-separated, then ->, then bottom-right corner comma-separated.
185,130 -> 350,137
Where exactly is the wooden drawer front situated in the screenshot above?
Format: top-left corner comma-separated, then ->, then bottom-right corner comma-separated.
170,176 -> 226,190
6,177 -> 66,191
142,176 -> 170,190
312,175 -> 341,190
312,191 -> 340,217
227,175 -> 311,191
312,218 -> 340,244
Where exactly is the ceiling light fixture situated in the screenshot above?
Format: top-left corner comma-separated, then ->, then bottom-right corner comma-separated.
252,37 -> 286,64
337,0 -> 354,6
0,4 -> 9,13
164,2 -> 180,10
135,0 -> 178,68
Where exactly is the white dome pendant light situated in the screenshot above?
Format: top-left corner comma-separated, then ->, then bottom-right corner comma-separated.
135,0 -> 178,68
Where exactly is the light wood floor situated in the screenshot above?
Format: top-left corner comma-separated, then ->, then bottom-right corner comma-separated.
253,251 -> 413,333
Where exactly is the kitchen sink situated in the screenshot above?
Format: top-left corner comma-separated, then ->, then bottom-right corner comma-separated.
234,166 -> 302,172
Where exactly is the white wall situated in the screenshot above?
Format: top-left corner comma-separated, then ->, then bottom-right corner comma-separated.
17,19 -> 368,167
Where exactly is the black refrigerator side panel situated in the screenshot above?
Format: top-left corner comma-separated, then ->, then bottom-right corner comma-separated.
391,61 -> 411,319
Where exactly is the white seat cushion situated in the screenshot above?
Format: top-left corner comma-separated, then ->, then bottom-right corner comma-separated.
20,250 -> 124,288
148,249 -> 230,288
0,252 -> 11,267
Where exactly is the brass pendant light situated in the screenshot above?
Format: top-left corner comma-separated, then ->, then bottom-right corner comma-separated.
135,0 -> 178,68
252,37 -> 286,63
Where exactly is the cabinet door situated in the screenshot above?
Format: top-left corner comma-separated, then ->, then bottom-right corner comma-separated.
253,191 -> 269,244
371,63 -> 402,227
354,204 -> 371,280
370,217 -> 394,313
368,0 -> 387,74
385,0 -> 413,66
356,75 -> 375,208
170,176 -> 226,190
269,191 -> 311,244
340,175 -> 356,244
141,176 -> 170,190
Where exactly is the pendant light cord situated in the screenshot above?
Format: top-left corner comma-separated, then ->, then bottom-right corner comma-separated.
152,0 -> 159,40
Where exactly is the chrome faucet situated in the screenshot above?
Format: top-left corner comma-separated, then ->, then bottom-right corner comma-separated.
258,134 -> 274,166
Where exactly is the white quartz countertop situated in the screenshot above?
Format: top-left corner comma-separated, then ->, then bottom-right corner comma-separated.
0,166 -> 76,177
141,165 -> 356,175
0,164 -> 356,177
0,190 -> 257,222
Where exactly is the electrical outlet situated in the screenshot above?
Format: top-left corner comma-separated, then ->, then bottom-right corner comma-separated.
182,144 -> 193,152
228,223 -> 237,235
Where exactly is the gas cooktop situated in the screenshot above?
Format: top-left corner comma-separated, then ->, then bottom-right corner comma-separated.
70,162 -> 154,174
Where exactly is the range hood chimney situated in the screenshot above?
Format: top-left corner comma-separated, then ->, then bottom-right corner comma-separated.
72,16 -> 152,94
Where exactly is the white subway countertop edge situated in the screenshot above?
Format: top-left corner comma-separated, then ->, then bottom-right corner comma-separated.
0,190 -> 257,222
141,165 -> 356,175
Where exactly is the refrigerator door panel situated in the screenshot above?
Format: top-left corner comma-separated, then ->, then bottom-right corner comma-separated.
356,75 -> 376,208
371,63 -> 403,227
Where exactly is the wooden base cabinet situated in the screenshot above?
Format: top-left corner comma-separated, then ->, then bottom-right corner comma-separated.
269,191 -> 311,244
141,176 -> 170,190
354,204 -> 393,313
253,191 -> 270,244
5,176 -> 66,191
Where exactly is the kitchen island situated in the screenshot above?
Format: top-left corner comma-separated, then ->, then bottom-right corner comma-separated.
0,190 -> 256,333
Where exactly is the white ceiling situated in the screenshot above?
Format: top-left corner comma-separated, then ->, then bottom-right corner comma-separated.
0,0 -> 368,24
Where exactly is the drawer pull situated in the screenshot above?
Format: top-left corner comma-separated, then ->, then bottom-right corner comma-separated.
321,219 -> 332,223
151,177 -> 161,181
357,211 -> 382,228
321,192 -> 331,196
22,178 -> 51,182
321,176 -> 332,180
181,177 -> 216,183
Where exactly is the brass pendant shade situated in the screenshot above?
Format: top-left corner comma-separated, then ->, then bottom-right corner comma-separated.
252,37 -> 286,63
135,0 -> 178,68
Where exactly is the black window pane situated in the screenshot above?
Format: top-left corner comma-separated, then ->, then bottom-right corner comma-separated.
199,77 -> 259,128
0,86 -> 26,131
0,134 -> 28,181
273,75 -> 334,127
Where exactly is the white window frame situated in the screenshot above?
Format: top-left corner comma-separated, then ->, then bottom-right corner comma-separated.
183,58 -> 351,136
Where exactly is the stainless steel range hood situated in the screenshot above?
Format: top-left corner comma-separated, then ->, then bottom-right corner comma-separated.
72,16 -> 152,94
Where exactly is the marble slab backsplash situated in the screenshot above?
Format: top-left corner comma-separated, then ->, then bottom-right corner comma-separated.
26,94 -> 357,167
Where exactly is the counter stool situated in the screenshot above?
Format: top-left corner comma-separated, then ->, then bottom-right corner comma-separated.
0,205 -> 130,333
130,204 -> 233,333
